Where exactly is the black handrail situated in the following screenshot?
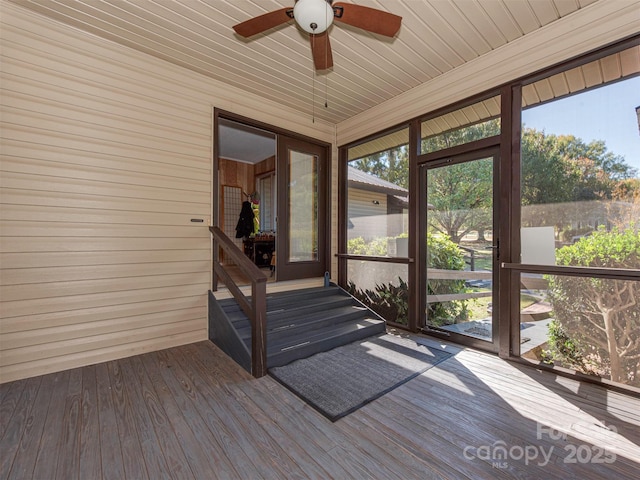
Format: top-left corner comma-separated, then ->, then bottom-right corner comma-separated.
335,253 -> 414,263
209,226 -> 268,377
501,262 -> 640,281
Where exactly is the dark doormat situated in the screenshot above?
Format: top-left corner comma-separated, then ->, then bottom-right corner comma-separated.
269,333 -> 453,421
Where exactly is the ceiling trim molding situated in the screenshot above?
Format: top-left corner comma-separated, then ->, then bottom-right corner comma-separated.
336,0 -> 640,146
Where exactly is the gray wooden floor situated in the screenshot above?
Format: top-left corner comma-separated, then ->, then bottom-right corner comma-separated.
1,335 -> 639,479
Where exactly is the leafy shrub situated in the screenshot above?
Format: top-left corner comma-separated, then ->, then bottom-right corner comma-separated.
347,237 -> 368,255
544,226 -> 640,386
542,320 -> 603,376
347,236 -> 394,256
427,232 -> 468,326
346,232 -> 469,326
347,278 -> 409,325
561,227 -> 593,243
367,237 -> 391,256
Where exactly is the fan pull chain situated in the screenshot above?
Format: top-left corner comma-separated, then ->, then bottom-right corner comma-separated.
312,33 -> 316,123
324,5 -> 329,109
324,68 -> 328,109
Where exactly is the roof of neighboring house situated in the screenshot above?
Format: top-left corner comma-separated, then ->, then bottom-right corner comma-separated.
348,166 -> 408,197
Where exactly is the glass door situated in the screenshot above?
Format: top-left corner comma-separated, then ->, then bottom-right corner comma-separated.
423,153 -> 499,351
276,135 -> 328,281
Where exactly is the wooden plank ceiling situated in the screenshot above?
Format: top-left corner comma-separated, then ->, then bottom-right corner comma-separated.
7,0 -> 604,125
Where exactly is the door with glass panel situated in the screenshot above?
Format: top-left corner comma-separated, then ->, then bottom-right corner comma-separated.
423,153 -> 499,351
276,136 -> 328,281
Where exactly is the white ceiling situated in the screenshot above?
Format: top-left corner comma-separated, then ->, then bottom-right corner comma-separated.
8,0 -> 601,126
218,118 -> 276,163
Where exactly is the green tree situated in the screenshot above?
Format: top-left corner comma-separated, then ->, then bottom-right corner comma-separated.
421,119 -> 501,153
521,129 -> 573,206
613,178 -> 640,202
520,129 -> 576,231
351,145 -> 409,190
521,130 -> 637,206
422,120 -> 499,243
544,227 -> 640,386
353,122 -> 637,247
427,157 -> 493,244
610,178 -> 640,231
556,136 -> 636,184
520,128 -> 637,233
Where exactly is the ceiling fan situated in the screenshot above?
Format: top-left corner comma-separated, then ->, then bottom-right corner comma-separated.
232,0 -> 402,71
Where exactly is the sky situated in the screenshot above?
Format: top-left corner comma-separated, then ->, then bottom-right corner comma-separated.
521,76 -> 640,176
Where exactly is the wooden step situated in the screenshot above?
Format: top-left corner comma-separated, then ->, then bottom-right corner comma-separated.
218,286 -> 346,313
266,317 -> 386,368
235,297 -> 363,336
220,292 -> 355,324
265,285 -> 342,303
235,303 -> 375,348
267,304 -> 371,341
210,284 -> 387,372
221,293 -> 359,339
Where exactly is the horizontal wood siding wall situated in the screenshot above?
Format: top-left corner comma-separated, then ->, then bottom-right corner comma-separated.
0,3 -> 334,383
348,189 -> 388,242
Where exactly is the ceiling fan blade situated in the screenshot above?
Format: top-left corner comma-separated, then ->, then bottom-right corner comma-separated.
310,31 -> 333,70
333,3 -> 402,37
232,7 -> 293,37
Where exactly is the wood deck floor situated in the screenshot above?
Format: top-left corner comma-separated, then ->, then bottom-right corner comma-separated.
1,335 -> 639,480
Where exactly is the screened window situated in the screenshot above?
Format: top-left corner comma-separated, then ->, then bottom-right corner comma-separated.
420,95 -> 501,155
518,47 -> 640,389
347,127 -> 409,256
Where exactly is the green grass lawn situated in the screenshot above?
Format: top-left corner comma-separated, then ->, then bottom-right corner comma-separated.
465,291 -> 538,320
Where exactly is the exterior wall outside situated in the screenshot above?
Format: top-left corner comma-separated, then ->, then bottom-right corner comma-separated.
0,2 -> 334,383
347,189 -> 388,242
387,199 -> 408,241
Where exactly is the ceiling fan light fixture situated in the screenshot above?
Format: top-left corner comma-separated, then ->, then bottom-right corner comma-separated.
232,1 -> 401,71
293,0 -> 334,34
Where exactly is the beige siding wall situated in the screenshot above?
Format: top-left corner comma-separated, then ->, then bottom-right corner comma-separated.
347,189 -> 388,242
0,3 -> 334,383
